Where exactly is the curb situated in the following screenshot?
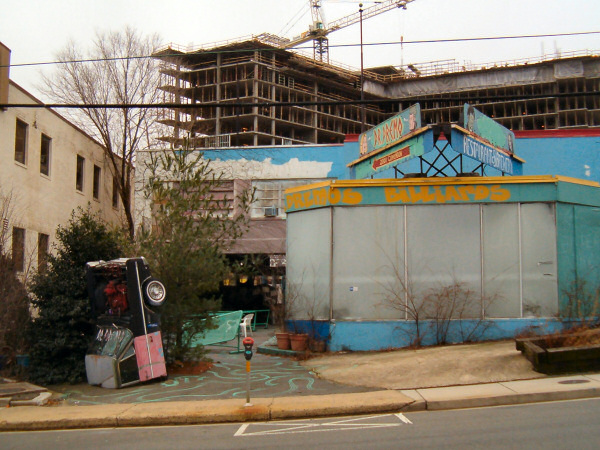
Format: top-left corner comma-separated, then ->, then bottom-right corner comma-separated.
404,374 -> 600,411
1,377 -> 600,432
0,391 -> 415,432
420,386 -> 600,411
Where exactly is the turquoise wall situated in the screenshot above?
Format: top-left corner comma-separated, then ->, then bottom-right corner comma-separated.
204,134 -> 600,185
556,203 -> 600,317
519,136 -> 600,182
291,318 -> 565,351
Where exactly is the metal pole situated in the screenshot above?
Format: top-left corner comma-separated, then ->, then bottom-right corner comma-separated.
245,360 -> 252,406
359,3 -> 365,133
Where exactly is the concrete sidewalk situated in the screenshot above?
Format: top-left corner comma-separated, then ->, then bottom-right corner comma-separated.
2,334 -> 600,432
1,373 -> 600,431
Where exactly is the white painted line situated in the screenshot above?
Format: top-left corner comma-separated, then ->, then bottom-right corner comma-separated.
234,413 -> 410,437
234,423 -> 249,437
237,423 -> 401,437
326,414 -> 391,424
395,413 -> 413,424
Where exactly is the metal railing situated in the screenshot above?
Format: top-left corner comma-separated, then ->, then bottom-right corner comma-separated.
157,38 -> 598,83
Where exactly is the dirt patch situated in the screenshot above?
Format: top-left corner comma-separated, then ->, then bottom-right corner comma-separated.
167,361 -> 213,375
537,327 -> 600,349
303,340 -> 546,390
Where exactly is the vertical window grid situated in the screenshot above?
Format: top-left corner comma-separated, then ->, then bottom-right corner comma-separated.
251,179 -> 323,217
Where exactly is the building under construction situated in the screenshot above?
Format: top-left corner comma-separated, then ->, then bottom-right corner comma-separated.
154,34 -> 600,149
153,34 -> 392,148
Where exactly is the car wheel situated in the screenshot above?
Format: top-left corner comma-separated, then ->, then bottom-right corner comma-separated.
143,278 -> 167,307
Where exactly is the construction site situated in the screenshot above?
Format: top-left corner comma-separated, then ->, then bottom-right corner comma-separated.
152,0 -> 600,149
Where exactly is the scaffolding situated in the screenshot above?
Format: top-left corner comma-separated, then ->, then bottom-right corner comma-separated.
153,38 -> 600,148
154,38 -> 390,148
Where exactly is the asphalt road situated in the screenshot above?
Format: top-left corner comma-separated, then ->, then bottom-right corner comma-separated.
1,398 -> 599,449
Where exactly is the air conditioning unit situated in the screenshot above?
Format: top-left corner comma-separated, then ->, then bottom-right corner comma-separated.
264,206 -> 278,217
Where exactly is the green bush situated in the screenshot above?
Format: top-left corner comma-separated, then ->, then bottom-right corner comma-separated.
27,208 -> 124,385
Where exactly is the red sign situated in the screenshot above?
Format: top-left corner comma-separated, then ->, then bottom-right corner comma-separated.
372,146 -> 410,170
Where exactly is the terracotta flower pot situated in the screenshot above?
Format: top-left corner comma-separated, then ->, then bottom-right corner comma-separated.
276,332 -> 291,350
289,333 -> 309,352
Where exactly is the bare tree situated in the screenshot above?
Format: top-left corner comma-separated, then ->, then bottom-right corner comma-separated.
0,187 -> 30,366
41,27 -> 163,237
0,187 -> 16,254
376,256 -> 428,347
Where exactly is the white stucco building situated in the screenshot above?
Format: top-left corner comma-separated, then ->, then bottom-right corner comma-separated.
0,43 -> 126,274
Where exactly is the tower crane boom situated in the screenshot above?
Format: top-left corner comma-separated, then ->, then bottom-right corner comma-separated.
328,0 -> 413,33
283,0 -> 414,51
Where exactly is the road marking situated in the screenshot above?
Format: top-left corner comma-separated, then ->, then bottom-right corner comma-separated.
396,413 -> 412,424
233,423 -> 250,436
234,413 -> 412,437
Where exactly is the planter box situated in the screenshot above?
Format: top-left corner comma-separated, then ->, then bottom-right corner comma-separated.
516,334 -> 600,374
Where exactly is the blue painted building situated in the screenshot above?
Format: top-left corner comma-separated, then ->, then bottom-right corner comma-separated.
280,129 -> 600,351
139,129 -> 600,350
285,175 -> 600,351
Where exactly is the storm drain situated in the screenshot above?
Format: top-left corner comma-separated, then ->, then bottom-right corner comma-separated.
558,379 -> 590,385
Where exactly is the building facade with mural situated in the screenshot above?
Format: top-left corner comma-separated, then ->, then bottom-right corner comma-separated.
134,123 -> 600,337
283,104 -> 600,351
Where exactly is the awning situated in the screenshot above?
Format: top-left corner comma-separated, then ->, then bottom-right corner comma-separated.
225,219 -> 286,255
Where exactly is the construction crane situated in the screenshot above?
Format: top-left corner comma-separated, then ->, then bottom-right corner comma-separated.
282,0 -> 415,61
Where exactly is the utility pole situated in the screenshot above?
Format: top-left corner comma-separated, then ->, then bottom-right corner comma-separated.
359,3 -> 365,133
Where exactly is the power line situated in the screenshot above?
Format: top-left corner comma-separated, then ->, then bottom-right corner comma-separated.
1,91 -> 598,110
3,31 -> 599,69
333,31 -> 600,48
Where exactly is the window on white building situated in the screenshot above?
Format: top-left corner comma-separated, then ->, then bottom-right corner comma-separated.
93,165 -> 101,200
12,227 -> 25,272
251,179 -> 325,218
76,155 -> 85,192
112,176 -> 119,208
38,233 -> 49,272
14,119 -> 28,165
40,134 -> 51,176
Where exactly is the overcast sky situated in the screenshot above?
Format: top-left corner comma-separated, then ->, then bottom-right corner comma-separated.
2,0 -> 599,101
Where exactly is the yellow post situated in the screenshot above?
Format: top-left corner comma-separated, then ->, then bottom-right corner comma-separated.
245,360 -> 251,406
